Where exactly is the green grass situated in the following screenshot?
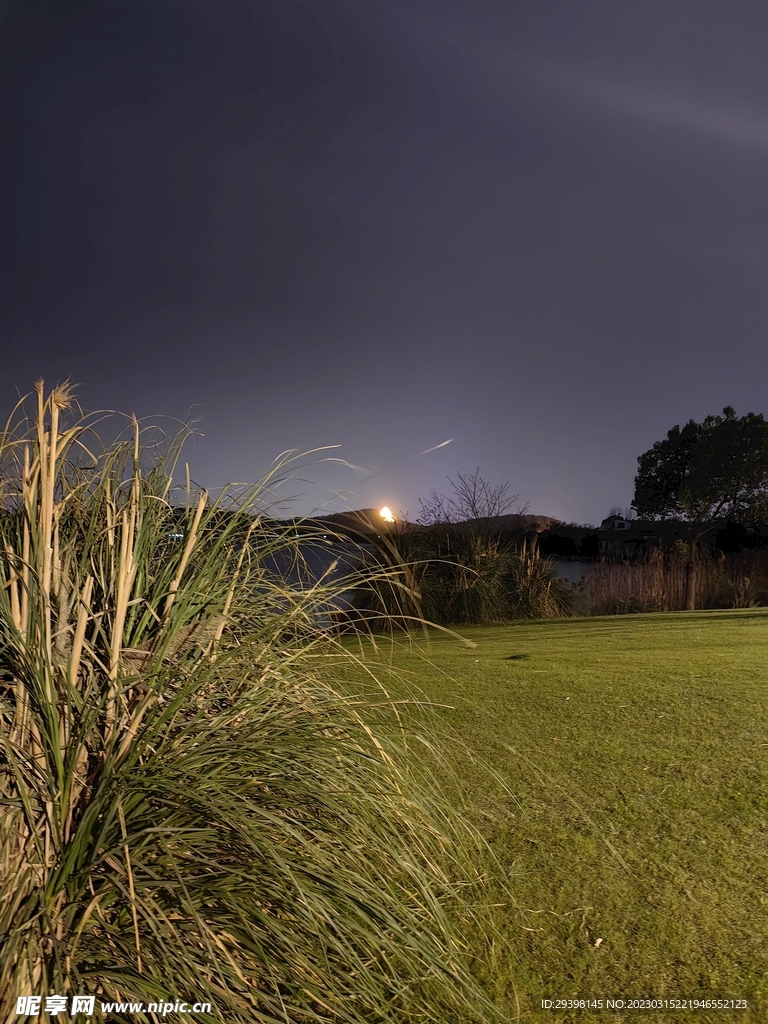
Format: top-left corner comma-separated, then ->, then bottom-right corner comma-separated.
336,611 -> 768,1023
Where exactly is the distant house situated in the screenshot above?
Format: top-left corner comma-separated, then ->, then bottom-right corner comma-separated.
596,515 -> 691,557
600,515 -> 633,533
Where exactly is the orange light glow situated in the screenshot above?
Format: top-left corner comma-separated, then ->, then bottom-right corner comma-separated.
379,506 -> 395,523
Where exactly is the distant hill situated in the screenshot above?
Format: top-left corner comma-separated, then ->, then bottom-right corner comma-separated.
310,509 -> 562,539
311,509 -> 396,538
453,513 -> 562,534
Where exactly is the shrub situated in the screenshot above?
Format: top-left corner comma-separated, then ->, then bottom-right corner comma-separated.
0,382 -> 501,1023
507,540 -> 575,619
368,527 -> 573,626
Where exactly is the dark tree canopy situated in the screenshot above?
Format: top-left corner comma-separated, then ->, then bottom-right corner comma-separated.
632,407 -> 768,526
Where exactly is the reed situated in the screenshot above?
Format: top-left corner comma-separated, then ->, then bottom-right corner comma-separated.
0,383 -> 501,1023
369,528 -> 573,625
588,547 -> 768,615
506,539 -> 574,619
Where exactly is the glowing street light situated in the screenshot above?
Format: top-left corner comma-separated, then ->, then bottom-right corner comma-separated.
379,506 -> 395,523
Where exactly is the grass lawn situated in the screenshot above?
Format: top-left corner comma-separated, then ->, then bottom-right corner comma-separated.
337,610 -> 768,1023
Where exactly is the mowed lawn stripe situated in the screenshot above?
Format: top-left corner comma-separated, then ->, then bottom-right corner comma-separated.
340,610 -> 768,1023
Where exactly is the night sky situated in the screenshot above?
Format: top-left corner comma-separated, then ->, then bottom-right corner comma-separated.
3,1 -> 768,525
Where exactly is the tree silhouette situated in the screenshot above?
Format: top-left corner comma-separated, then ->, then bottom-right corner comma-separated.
632,407 -> 768,608
417,468 -> 526,525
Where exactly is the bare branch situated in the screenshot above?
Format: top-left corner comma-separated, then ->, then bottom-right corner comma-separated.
417,468 -> 519,525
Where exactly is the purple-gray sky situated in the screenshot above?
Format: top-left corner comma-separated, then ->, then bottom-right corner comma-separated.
3,0 -> 768,524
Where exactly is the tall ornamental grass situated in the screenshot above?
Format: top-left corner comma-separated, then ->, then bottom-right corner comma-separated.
0,382 -> 502,1023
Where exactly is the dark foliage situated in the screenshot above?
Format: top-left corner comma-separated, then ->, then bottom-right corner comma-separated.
633,408 -> 768,525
